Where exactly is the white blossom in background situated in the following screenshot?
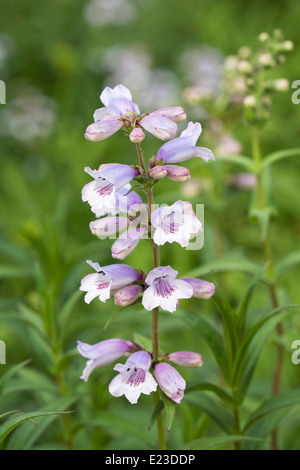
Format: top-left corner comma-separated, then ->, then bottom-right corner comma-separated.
180,46 -> 224,99
86,45 -> 180,111
83,0 -> 136,27
0,86 -> 56,142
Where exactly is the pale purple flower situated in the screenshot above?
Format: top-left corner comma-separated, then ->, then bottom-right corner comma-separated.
85,84 -> 139,142
154,362 -> 186,404
111,227 -> 147,260
80,260 -> 139,304
151,201 -> 202,247
85,84 -> 186,142
114,284 -> 143,307
90,217 -> 129,238
82,165 -> 137,217
165,165 -> 191,182
155,122 -> 214,164
109,351 -> 157,404
142,266 -> 193,312
77,338 -> 134,381
181,278 -> 215,299
165,351 -> 203,368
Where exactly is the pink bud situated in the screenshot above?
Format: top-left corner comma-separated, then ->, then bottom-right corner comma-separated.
165,351 -> 203,368
149,165 -> 168,180
154,362 -> 186,404
129,127 -> 145,143
181,278 -> 215,299
114,285 -> 143,307
90,217 -> 129,237
166,165 -> 191,182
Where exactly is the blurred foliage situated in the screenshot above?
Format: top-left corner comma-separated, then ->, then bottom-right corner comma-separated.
0,0 -> 299,450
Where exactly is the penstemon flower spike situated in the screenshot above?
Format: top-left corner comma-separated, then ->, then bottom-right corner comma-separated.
78,83 -> 215,450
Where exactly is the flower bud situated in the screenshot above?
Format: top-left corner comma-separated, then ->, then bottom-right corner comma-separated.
258,32 -> 270,43
243,95 -> 257,108
237,60 -> 252,74
154,362 -> 186,404
165,351 -> 203,368
258,53 -> 275,68
181,278 -> 215,299
149,165 -> 167,180
282,40 -> 294,51
129,127 -> 145,143
274,78 -> 290,92
166,165 -> 191,182
90,217 -> 129,237
114,284 -> 143,307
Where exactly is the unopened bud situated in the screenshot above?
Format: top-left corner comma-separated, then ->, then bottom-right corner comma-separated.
282,40 -> 294,51
258,53 -> 275,68
274,78 -> 290,92
149,165 -> 167,180
165,351 -> 203,368
114,284 -> 143,307
129,127 -> 145,143
258,32 -> 270,43
237,60 -> 253,74
166,165 -> 191,182
181,278 -> 215,299
243,95 -> 257,108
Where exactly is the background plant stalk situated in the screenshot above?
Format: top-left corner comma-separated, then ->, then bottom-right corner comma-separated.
251,128 -> 283,450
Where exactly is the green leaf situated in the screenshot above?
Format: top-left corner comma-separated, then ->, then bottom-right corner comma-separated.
215,154 -> 255,171
0,409 -> 73,445
0,265 -> 33,280
161,393 -> 176,432
212,289 -> 238,364
148,401 -> 164,431
173,309 -> 230,380
184,255 -> 259,278
102,307 -> 122,332
132,333 -> 153,353
185,381 -> 237,406
249,207 -> 277,242
180,434 -> 264,450
236,263 -> 269,334
75,412 -> 155,448
0,359 -> 31,400
0,411 -> 21,422
243,389 -> 300,433
275,250 -> 300,281
185,393 -> 233,433
261,148 -> 300,170
6,395 -> 79,450
231,304 -> 299,393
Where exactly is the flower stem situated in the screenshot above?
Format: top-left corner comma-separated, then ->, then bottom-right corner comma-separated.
135,143 -> 166,450
251,127 -> 283,450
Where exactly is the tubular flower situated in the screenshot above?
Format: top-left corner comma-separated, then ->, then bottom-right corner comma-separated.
85,84 -> 186,142
90,216 -> 129,238
180,278 -> 215,299
142,266 -> 193,312
165,351 -> 203,368
155,122 -> 214,164
111,227 -> 148,260
151,200 -> 202,247
154,362 -> 186,404
114,284 -> 143,307
82,165 -> 137,217
77,338 -> 135,382
109,351 -> 158,404
80,260 -> 139,304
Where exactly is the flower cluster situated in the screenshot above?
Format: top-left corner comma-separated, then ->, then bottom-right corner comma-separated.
78,84 -> 215,405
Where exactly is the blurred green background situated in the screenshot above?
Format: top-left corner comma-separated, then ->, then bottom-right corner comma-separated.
0,0 -> 299,450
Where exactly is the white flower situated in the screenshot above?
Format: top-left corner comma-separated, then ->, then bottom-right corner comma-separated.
142,266 -> 193,313
109,351 -> 157,404
151,200 -> 202,247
